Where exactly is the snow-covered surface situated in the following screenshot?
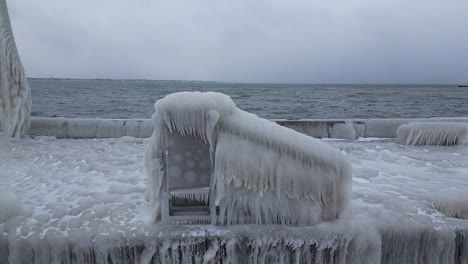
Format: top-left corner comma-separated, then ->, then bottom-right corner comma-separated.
1,136 -> 468,263
0,191 -> 22,223
397,122 -> 468,146
145,92 -> 351,226
0,0 -> 31,138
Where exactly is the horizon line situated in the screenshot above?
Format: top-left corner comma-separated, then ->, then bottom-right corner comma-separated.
26,77 -> 464,86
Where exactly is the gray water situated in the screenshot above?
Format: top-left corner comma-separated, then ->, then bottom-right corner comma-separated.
29,79 -> 468,120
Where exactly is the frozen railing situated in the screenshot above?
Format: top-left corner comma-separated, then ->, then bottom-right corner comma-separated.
27,117 -> 468,139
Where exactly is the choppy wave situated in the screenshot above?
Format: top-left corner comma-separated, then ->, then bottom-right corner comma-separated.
29,79 -> 468,120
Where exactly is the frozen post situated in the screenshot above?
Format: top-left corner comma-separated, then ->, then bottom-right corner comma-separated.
0,0 -> 31,138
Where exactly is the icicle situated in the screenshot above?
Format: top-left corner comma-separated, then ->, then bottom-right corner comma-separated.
203,241 -> 219,263
169,188 -> 210,204
206,109 -> 220,148
163,113 -> 172,133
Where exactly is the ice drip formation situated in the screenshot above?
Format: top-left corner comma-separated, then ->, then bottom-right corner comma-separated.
0,0 -> 31,138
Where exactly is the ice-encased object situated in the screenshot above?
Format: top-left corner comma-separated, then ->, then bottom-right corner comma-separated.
397,122 -> 468,146
0,0 -> 31,138
145,91 -> 352,226
434,189 -> 468,219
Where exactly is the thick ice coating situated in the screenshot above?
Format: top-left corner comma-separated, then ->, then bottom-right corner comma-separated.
397,122 -> 468,146
0,0 -> 31,138
145,91 -> 352,225
2,135 -> 468,263
434,189 -> 468,219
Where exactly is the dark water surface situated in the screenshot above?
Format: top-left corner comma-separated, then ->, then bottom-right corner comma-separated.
29,79 -> 468,120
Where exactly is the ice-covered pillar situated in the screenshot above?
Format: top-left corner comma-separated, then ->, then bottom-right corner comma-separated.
0,0 -> 31,138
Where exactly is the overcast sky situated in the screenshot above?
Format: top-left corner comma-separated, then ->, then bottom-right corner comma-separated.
8,0 -> 468,83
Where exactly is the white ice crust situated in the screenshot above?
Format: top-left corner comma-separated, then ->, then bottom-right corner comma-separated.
2,137 -> 468,263
0,0 -> 31,138
397,122 -> 468,146
145,92 -> 352,225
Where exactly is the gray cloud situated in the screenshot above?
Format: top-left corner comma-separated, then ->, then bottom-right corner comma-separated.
8,0 -> 468,83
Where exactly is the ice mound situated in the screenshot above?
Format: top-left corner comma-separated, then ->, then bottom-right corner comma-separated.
0,191 -> 22,222
434,189 -> 468,219
146,91 -> 352,225
329,122 -> 357,139
0,0 -> 31,138
396,122 -> 468,146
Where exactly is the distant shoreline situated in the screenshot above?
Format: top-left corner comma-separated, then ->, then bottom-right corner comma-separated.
27,77 -> 218,83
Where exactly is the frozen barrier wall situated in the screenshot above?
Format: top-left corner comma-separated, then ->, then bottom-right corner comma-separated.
28,117 -> 468,139
29,117 -> 154,138
396,122 -> 468,146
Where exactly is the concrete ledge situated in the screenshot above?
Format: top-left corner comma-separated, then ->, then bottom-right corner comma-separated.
29,117 -> 154,139
29,117 -> 468,139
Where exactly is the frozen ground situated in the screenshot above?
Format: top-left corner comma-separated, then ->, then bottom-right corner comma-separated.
1,136 -> 468,263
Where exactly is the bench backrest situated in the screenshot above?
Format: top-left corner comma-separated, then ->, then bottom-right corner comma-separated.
166,132 -> 212,191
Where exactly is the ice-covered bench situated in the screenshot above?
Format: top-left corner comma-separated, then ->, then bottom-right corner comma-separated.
145,92 -> 352,226
397,122 -> 468,146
